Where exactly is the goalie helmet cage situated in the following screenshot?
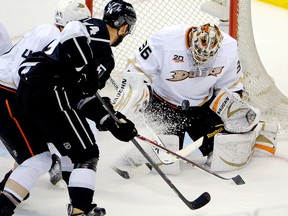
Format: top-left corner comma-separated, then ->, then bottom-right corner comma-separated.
85,0 -> 288,134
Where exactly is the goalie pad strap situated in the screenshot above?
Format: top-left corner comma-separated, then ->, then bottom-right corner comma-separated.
254,144 -> 276,154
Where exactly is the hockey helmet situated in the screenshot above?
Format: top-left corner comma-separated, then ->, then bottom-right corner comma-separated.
55,0 -> 91,27
103,0 -> 137,34
190,23 -> 223,64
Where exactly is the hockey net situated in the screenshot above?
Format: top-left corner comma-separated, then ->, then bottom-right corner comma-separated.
86,0 -> 288,134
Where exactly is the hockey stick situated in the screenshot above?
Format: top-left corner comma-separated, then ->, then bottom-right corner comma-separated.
137,135 -> 245,185
113,136 -> 203,179
108,76 -> 119,89
96,92 -> 211,210
109,76 -> 174,165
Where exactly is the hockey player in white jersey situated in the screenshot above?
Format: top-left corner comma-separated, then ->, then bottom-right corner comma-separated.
0,0 -> 91,209
0,23 -> 12,55
113,23 -> 278,172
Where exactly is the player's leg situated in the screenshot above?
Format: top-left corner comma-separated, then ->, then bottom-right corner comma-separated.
0,151 -> 52,215
0,85 -> 37,164
0,96 -> 51,214
51,115 -> 103,215
51,113 -> 104,215
60,156 -> 74,185
26,86 -> 105,216
0,86 -> 49,209
209,121 -> 279,171
185,99 -> 225,164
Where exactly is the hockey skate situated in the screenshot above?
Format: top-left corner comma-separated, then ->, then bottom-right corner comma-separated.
0,207 -> 14,216
0,192 -> 15,216
67,203 -> 106,216
49,154 -> 63,185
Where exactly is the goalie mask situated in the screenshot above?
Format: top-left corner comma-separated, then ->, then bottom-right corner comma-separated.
55,0 -> 91,27
190,23 -> 223,64
103,0 -> 137,34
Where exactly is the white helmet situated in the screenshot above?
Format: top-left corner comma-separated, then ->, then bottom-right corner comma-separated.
190,23 -> 223,64
55,0 -> 91,26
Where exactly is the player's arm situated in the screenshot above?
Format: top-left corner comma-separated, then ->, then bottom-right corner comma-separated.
59,21 -> 102,96
78,95 -> 137,142
59,21 -> 93,67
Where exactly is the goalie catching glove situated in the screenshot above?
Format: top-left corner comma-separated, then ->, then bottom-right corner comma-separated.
98,111 -> 138,142
210,88 -> 261,133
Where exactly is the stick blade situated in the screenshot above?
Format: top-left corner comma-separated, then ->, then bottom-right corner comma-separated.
232,175 -> 245,185
190,192 -> 211,210
112,163 -> 153,179
112,166 -> 131,179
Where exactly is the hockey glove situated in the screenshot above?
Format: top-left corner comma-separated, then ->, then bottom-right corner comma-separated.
100,112 -> 138,142
210,88 -> 261,133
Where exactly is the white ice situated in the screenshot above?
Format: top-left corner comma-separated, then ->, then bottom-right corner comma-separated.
0,0 -> 288,215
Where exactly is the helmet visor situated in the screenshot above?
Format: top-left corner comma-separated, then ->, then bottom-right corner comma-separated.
124,15 -> 136,34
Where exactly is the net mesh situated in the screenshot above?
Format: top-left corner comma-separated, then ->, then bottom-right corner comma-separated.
90,0 -> 218,79
90,0 -> 288,133
237,1 -> 288,133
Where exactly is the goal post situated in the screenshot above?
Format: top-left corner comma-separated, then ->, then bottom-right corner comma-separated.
229,0 -> 238,39
85,0 -> 288,133
85,0 -> 93,14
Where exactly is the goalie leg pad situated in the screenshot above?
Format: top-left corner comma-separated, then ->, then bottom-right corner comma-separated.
254,121 -> 279,156
210,131 -> 257,172
210,88 -> 261,133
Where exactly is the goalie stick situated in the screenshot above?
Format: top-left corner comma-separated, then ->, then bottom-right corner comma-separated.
96,92 -> 211,210
143,122 -> 175,164
109,76 -> 174,165
137,135 -> 245,185
113,136 -> 204,179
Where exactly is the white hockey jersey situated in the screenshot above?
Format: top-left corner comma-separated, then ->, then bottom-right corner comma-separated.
0,24 -> 60,89
126,24 -> 243,107
0,23 -> 12,55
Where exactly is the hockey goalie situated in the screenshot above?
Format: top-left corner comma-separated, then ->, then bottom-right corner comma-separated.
111,22 -> 279,174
